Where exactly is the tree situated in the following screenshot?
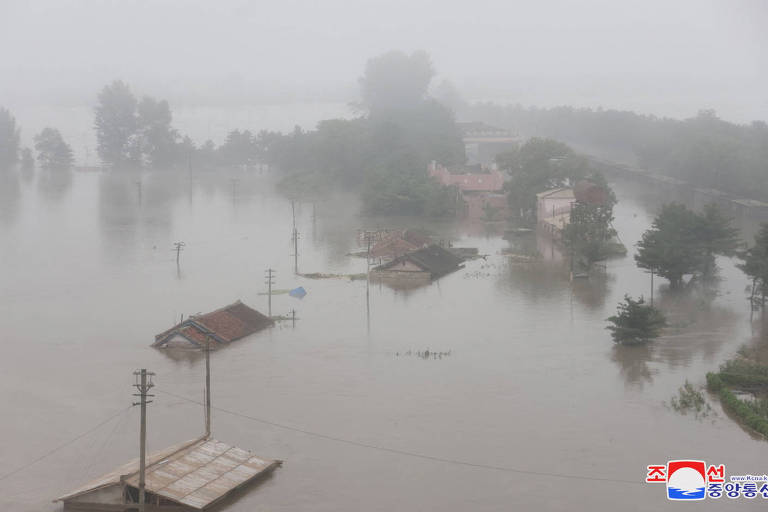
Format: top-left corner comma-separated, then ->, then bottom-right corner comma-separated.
635,203 -> 704,288
136,96 -> 179,169
694,203 -> 740,278
562,185 -> 617,269
94,80 -> 138,168
607,295 -> 666,345
499,138 -> 588,221
738,223 -> 768,310
359,50 -> 433,114
0,107 -> 20,169
34,128 -> 73,171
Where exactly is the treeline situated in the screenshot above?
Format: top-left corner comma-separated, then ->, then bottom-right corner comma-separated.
0,108 -> 73,173
258,51 -> 466,216
464,103 -> 768,200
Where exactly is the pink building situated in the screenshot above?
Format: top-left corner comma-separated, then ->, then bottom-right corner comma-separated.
429,162 -> 508,220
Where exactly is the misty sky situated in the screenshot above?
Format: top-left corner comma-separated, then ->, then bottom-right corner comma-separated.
1,0 -> 766,122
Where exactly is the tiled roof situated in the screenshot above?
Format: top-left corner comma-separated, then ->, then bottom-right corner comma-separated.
376,245 -> 464,278
154,301 -> 273,348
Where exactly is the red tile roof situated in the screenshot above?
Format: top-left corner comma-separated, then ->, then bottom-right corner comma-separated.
153,301 -> 273,348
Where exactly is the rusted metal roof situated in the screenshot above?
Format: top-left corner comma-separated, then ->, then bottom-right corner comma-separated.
55,437 -> 281,510
154,301 -> 273,348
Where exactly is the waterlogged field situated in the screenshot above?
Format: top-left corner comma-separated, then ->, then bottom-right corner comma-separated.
1,170 -> 767,511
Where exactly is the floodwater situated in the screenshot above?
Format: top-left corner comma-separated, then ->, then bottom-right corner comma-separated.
1,168 -> 768,512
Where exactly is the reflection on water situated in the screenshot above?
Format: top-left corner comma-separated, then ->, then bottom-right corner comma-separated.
2,172 -> 768,512
37,169 -> 72,201
0,171 -> 20,226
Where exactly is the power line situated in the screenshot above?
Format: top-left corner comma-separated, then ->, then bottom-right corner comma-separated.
0,405 -> 132,484
155,389 -> 641,486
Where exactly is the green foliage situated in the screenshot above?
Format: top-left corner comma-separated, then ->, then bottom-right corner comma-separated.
136,96 -> 179,168
707,372 -> 768,439
695,203 -> 740,277
95,81 -> 187,170
33,128 -> 73,171
95,81 -> 138,167
669,380 -> 712,418
0,107 -> 20,169
498,138 -> 590,220
635,202 -> 739,288
362,170 -> 458,216
738,223 -> 768,308
259,51 -> 465,216
561,182 -> 618,267
606,295 -> 666,345
464,104 -> 768,201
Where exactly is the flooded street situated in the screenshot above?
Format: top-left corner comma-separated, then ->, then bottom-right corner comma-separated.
2,170 -> 767,511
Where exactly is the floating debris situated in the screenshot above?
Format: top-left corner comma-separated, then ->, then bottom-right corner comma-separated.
289,286 -> 307,298
395,349 -> 452,360
299,272 -> 367,280
668,380 -> 714,420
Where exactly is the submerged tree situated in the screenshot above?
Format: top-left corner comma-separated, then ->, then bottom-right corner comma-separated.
95,80 -> 138,168
34,128 -> 73,171
607,295 -> 666,345
694,203 -> 740,278
635,203 -> 705,288
136,96 -> 179,169
738,223 -> 768,310
636,202 -> 740,288
0,107 -> 20,169
561,187 -> 617,269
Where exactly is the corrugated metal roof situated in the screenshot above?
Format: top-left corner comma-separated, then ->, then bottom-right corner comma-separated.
55,437 -> 280,510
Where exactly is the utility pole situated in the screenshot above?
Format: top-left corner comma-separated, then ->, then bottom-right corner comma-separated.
135,180 -> 142,205
132,369 -> 155,512
265,268 -> 275,318
291,200 -> 299,274
650,270 -> 654,306
173,241 -> 186,265
291,228 -> 300,274
204,336 -> 211,438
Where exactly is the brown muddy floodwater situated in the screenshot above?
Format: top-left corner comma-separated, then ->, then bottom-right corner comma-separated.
1,169 -> 768,511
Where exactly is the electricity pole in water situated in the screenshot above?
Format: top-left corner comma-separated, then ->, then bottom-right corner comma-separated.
291,200 -> 300,274
265,268 -> 275,318
132,369 -> 155,512
173,241 -> 185,265
204,336 -> 211,437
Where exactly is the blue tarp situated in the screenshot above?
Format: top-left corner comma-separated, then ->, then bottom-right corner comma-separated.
289,286 -> 307,299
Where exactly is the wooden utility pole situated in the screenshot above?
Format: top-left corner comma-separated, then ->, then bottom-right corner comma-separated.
173,241 -> 185,265
265,268 -> 275,318
291,201 -> 299,274
132,369 -> 155,512
204,337 -> 211,438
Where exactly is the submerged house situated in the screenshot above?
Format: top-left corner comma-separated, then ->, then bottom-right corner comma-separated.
428,162 -> 509,220
153,301 -> 273,350
368,229 -> 432,262
55,437 -> 281,511
536,188 -> 575,237
370,244 -> 464,284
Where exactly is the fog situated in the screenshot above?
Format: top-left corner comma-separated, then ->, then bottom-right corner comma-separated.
2,0 -> 766,122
